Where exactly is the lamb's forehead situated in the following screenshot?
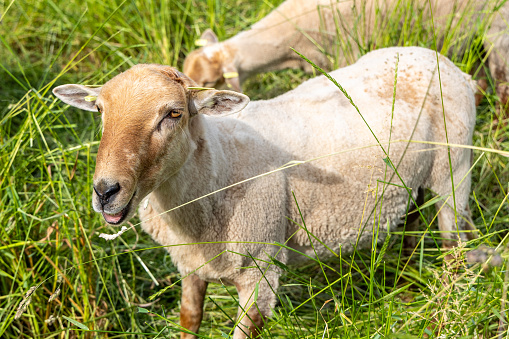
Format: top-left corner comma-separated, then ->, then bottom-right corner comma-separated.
186,47 -> 221,69
98,65 -> 186,104
201,43 -> 222,59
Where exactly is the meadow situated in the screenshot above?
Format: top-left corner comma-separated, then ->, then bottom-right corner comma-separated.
1,0 -> 509,337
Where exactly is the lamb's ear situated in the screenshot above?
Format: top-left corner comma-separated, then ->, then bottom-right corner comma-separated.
190,89 -> 249,116
52,84 -> 102,112
200,29 -> 219,45
222,63 -> 241,92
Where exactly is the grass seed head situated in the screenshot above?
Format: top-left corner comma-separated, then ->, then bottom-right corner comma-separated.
44,314 -> 57,325
48,287 -> 60,302
15,286 -> 37,319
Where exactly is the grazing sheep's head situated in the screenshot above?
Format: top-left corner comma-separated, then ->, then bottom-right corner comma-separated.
183,29 -> 242,92
53,64 -> 248,225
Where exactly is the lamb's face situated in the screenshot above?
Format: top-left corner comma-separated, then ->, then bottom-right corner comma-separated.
53,64 -> 249,226
183,45 -> 242,92
90,65 -> 195,224
183,47 -> 226,88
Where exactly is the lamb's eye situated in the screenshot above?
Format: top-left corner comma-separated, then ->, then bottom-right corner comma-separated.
168,110 -> 182,119
158,109 -> 183,131
97,106 -> 102,113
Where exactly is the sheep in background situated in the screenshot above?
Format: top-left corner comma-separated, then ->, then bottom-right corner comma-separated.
485,3 -> 509,110
53,47 -> 477,338
183,0 -> 507,108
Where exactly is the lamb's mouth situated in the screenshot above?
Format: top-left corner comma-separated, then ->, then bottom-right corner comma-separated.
102,195 -> 134,225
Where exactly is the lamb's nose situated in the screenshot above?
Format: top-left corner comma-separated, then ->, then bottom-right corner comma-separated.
93,181 -> 121,207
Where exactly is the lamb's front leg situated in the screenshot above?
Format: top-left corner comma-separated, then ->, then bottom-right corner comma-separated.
180,274 -> 208,339
233,276 -> 278,339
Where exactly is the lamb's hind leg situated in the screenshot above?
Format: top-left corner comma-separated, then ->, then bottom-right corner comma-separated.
180,274 -> 208,339
433,151 -> 478,253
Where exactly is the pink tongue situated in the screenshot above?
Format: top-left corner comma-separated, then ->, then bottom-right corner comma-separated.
103,211 -> 123,223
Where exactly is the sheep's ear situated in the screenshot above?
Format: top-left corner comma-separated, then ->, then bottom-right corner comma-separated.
200,29 -> 218,45
52,84 -> 101,112
222,63 -> 241,92
190,89 -> 249,116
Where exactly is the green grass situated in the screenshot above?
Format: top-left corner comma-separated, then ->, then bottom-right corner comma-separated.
1,0 -> 509,337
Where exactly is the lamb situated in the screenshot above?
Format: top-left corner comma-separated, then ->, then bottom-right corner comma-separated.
53,46 -> 477,338
183,0 -> 508,107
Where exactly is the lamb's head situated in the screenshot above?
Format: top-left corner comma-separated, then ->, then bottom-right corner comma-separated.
183,29 -> 242,92
53,64 -> 249,225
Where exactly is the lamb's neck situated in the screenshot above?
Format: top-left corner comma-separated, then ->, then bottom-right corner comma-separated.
148,116 -> 232,238
224,0 -> 324,80
223,0 -> 382,78
225,30 -> 295,80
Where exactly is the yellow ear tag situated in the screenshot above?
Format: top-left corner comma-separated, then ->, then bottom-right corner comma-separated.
195,39 -> 208,47
223,72 -> 239,79
84,95 -> 97,102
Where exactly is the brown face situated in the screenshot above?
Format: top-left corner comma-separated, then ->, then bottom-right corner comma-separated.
183,48 -> 225,89
53,64 -> 249,226
91,65 -> 195,224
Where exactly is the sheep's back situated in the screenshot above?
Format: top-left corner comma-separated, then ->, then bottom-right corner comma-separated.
229,46 -> 475,256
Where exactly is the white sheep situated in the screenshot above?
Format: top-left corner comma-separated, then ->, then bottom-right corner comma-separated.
183,0 -> 507,106
53,46 -> 477,339
485,3 -> 509,109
